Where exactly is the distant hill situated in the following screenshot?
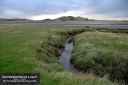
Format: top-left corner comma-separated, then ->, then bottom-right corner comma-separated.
55,16 -> 89,21
43,16 -> 90,21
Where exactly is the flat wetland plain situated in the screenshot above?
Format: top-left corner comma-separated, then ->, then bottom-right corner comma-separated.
0,21 -> 128,28
0,23 -> 128,85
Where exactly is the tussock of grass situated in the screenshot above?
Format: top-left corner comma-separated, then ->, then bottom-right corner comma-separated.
71,31 -> 128,83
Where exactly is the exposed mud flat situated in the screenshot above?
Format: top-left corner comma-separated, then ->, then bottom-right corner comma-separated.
0,21 -> 128,28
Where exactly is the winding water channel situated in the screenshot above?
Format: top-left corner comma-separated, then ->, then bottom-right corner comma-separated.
59,37 -> 74,70
59,36 -> 85,75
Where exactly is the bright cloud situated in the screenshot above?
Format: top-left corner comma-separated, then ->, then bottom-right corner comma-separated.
1,9 -> 28,19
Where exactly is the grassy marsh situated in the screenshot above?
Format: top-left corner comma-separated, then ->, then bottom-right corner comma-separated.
0,25 -> 125,85
71,30 -> 128,83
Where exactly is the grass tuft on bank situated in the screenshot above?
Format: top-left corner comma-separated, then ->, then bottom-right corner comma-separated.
71,31 -> 128,83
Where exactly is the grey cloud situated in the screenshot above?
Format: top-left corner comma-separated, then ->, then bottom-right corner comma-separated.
0,0 -> 80,15
0,0 -> 128,19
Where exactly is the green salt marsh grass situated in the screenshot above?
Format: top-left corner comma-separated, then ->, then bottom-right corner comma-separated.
0,25 -> 119,85
71,31 -> 128,83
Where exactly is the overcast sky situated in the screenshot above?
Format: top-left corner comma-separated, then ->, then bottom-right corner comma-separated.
0,0 -> 128,20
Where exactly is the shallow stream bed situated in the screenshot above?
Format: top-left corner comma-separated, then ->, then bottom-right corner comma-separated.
59,36 -> 85,75
59,37 -> 74,70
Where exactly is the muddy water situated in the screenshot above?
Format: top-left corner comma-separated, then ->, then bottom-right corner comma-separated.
59,37 -> 84,75
59,38 -> 74,70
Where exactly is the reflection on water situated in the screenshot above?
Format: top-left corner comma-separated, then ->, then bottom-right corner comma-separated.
59,41 -> 73,70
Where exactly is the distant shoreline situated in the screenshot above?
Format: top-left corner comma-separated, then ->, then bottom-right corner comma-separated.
0,21 -> 128,28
